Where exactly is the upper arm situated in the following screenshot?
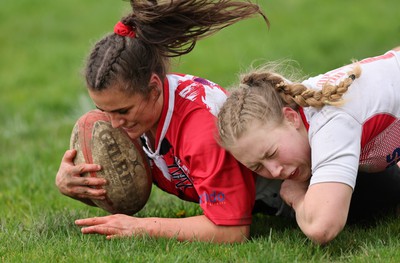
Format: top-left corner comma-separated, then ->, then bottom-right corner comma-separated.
309,110 -> 362,188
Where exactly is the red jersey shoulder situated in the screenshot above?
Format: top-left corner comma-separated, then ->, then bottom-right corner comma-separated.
171,74 -> 228,117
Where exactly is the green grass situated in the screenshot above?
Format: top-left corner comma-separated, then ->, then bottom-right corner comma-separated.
1,0 -> 399,262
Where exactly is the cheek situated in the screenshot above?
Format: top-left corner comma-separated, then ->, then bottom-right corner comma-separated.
298,135 -> 311,157
278,139 -> 307,164
257,168 -> 274,179
136,107 -> 159,128
126,110 -> 138,122
290,131 -> 309,154
140,101 -> 158,119
129,103 -> 150,121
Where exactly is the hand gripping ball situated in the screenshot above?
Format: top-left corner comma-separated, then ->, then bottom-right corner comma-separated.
70,110 -> 152,215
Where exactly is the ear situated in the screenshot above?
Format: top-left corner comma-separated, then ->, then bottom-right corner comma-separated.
148,73 -> 163,100
282,107 -> 301,128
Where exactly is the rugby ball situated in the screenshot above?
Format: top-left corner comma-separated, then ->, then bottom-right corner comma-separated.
70,110 -> 152,215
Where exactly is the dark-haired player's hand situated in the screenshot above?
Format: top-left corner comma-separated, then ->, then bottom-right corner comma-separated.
55,149 -> 107,205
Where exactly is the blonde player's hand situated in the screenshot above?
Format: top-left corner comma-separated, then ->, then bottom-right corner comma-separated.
280,179 -> 308,208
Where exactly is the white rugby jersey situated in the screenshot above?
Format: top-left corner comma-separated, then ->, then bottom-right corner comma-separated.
301,49 -> 400,189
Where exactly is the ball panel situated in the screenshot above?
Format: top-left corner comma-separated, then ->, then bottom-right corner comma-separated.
70,110 -> 152,215
79,110 -> 110,171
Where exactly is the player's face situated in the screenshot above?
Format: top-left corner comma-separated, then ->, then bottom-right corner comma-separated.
89,85 -> 163,140
230,108 -> 311,182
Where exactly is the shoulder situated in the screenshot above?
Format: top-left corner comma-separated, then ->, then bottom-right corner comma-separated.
307,108 -> 361,139
167,73 -> 228,117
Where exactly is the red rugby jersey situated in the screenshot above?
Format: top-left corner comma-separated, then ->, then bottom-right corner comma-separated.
142,74 -> 256,226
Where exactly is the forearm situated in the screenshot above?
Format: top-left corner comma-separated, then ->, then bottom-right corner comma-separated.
143,215 -> 250,243
291,183 -> 352,245
293,195 -> 344,244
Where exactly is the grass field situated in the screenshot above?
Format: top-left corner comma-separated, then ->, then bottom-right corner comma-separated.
1,0 -> 400,262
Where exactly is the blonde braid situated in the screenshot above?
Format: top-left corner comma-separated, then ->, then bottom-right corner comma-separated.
320,63 -> 362,106
217,62 -> 362,151
277,63 -> 361,108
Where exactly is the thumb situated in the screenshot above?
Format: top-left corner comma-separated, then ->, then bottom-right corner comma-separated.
63,149 -> 77,163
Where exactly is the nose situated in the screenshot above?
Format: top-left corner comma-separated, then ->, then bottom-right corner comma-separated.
262,160 -> 283,179
108,113 -> 125,128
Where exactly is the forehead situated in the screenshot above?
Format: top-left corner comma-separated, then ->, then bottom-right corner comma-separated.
233,119 -> 290,158
230,122 -> 271,157
88,88 -> 141,111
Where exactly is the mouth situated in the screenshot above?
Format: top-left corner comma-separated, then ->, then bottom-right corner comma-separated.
288,168 -> 299,180
122,124 -> 138,133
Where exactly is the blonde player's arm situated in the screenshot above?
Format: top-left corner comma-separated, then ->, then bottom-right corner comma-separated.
283,180 -> 352,245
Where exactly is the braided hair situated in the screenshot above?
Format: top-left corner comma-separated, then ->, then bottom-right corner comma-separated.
85,0 -> 268,97
217,62 -> 361,149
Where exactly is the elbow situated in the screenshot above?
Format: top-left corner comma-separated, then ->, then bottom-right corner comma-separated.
232,229 -> 250,243
303,219 -> 346,245
223,235 -> 248,244
217,225 -> 250,244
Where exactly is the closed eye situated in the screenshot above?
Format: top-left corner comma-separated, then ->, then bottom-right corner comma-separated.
117,109 -> 129,115
95,106 -> 130,115
268,149 -> 277,158
249,164 -> 261,173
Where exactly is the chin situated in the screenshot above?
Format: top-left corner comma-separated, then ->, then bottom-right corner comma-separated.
299,173 -> 312,183
297,177 -> 308,183
125,131 -> 141,140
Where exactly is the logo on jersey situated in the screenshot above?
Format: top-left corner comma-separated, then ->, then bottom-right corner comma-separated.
199,190 -> 226,206
159,138 -> 194,190
168,157 -> 193,189
386,147 -> 400,168
359,117 -> 400,173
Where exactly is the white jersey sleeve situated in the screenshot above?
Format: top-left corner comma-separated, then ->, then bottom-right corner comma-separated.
303,49 -> 400,189
307,107 -> 362,189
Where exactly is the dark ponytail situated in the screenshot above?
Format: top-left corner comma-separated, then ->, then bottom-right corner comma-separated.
85,0 -> 268,96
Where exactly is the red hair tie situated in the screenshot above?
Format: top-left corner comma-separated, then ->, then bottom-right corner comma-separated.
114,21 -> 136,38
